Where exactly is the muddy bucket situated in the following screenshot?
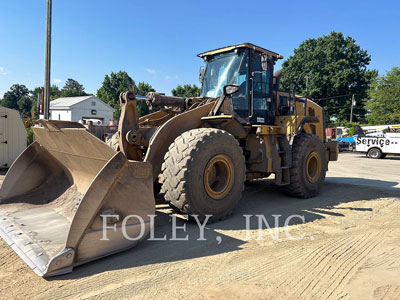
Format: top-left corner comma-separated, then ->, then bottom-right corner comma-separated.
0,121 -> 155,277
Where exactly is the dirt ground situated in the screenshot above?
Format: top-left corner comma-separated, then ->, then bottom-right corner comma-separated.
0,153 -> 400,300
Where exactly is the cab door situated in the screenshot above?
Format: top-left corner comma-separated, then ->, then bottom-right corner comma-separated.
0,112 -> 8,168
250,53 -> 274,125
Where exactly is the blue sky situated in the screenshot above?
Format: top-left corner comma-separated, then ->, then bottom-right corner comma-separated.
0,0 -> 399,97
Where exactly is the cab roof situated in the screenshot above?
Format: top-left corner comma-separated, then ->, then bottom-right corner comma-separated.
197,43 -> 284,59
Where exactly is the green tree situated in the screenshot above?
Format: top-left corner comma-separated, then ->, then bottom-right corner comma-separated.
26,127 -> 34,146
97,71 -> 136,119
29,85 -> 62,117
135,81 -> 155,96
61,78 -> 87,97
280,32 -> 376,124
365,67 -> 400,125
97,71 -> 156,119
17,96 -> 32,117
135,82 -> 155,116
50,85 -> 62,100
29,87 -> 43,117
1,84 -> 29,110
171,84 -> 201,97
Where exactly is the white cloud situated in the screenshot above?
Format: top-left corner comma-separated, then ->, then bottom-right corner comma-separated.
165,75 -> 178,80
0,66 -> 8,75
52,78 -> 62,84
146,68 -> 156,74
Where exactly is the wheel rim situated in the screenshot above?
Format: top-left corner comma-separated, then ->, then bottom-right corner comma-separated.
370,149 -> 379,158
204,154 -> 234,199
305,151 -> 322,183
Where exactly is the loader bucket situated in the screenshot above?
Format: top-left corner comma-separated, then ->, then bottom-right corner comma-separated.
0,120 -> 155,277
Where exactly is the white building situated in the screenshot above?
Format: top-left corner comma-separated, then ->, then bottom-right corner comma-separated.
50,96 -> 114,124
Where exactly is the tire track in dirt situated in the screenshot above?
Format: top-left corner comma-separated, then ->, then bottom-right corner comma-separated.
205,230 -> 354,289
38,261 -> 185,300
168,233 -> 364,298
321,232 -> 381,299
38,235 -> 235,300
362,234 -> 400,272
273,235 -> 355,290
373,285 -> 400,300
271,231 -> 383,300
363,250 -> 400,269
209,243 -> 308,287
40,266 -> 182,300
298,234 -> 371,298
0,252 -> 18,267
34,239 -> 191,297
40,238 -> 309,299
287,239 -> 355,295
199,233 -> 347,291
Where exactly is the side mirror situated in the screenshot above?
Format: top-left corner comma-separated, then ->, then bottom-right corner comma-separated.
223,84 -> 239,96
199,66 -> 205,84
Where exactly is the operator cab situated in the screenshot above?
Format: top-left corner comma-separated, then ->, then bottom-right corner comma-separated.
198,43 -> 283,125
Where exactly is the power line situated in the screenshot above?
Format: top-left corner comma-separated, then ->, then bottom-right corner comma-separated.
314,93 -> 362,102
324,105 -> 365,110
368,98 -> 400,102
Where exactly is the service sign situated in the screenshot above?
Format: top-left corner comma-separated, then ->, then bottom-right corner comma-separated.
356,136 -> 400,154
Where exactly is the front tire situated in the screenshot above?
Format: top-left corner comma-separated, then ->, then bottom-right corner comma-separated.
283,134 -> 327,198
367,148 -> 382,159
161,128 -> 245,222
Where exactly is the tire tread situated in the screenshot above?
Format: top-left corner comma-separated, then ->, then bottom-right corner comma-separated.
161,128 -> 245,222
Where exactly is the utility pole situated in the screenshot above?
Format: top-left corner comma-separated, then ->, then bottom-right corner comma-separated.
43,0 -> 52,119
349,93 -> 355,123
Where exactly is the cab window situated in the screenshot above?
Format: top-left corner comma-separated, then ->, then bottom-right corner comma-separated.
253,55 -> 271,110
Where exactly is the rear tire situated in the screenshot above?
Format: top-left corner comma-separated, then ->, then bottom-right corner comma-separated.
283,133 -> 327,198
367,148 -> 382,159
161,128 -> 245,222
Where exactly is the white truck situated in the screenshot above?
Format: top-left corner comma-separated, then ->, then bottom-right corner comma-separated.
356,133 -> 400,158
361,124 -> 400,137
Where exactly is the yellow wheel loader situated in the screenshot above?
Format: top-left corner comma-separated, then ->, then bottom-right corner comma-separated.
0,43 -> 338,277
